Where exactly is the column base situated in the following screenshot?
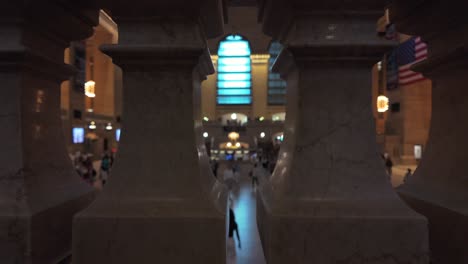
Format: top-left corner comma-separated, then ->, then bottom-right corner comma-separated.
399,192 -> 468,264
73,200 -> 226,264
0,188 -> 95,264
258,195 -> 429,264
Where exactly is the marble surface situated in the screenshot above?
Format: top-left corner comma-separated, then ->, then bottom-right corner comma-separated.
257,2 -> 429,263
73,14 -> 228,264
0,4 -> 98,264
391,3 -> 468,262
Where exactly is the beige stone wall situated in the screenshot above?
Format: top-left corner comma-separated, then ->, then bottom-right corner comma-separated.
61,48 -> 72,150
372,62 -> 387,135
201,55 -> 285,121
61,48 -> 71,112
60,11 -> 120,156
400,79 -> 432,163
203,5 -> 287,121
374,32 -> 433,164
252,59 -> 268,118
86,26 -> 116,116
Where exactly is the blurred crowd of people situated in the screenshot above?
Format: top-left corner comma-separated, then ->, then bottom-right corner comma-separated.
70,151 -> 114,186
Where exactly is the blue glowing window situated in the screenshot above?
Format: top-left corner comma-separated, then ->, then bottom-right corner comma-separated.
217,35 -> 252,105
116,128 -> 121,142
268,42 -> 287,105
72,127 -> 85,144
217,96 -> 252,105
218,89 -> 252,95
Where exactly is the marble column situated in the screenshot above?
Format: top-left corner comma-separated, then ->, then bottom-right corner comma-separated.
72,2 -> 229,263
0,3 -> 98,264
391,1 -> 468,263
256,1 -> 429,263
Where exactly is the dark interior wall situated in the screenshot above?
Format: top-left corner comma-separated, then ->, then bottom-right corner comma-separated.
207,6 -> 272,54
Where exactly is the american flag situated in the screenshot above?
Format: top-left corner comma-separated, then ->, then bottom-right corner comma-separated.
386,36 -> 428,89
397,37 -> 428,86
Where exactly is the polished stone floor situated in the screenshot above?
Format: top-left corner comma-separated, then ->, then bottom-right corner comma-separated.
225,162 -> 267,264
391,164 -> 418,187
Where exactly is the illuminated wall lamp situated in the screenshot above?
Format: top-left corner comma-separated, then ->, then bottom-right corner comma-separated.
85,80 -> 96,98
377,95 -> 389,113
88,121 -> 97,130
105,123 -> 113,131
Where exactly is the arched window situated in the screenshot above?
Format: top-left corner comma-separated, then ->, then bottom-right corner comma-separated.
217,35 -> 252,105
267,41 -> 287,105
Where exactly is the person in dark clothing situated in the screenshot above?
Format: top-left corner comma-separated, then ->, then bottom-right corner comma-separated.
229,208 -> 241,249
212,159 -> 219,178
100,154 -> 111,185
385,155 -> 393,177
403,168 -> 412,183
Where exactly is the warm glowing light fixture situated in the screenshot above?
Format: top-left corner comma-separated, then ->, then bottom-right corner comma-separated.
231,113 -> 237,120
377,95 -> 390,113
85,80 -> 96,98
105,123 -> 113,131
228,132 -> 240,141
259,116 -> 265,121
260,132 -> 266,138
227,142 -> 232,147
88,121 -> 97,130
203,132 -> 209,138
251,54 -> 270,64
203,116 -> 209,122
235,142 -> 241,148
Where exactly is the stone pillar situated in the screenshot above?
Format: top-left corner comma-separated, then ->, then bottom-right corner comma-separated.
256,1 -> 429,263
391,1 -> 468,263
0,2 -> 98,264
72,2 -> 229,263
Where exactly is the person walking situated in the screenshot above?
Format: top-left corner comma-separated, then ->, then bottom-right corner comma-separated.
212,159 -> 219,178
403,168 -> 412,183
384,153 -> 393,178
100,153 -> 111,185
250,163 -> 261,189
229,207 -> 241,249
223,162 -> 238,192
83,155 -> 96,185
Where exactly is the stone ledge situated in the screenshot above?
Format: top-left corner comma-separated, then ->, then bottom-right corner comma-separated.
100,45 -> 204,71
258,195 -> 429,264
399,192 -> 468,264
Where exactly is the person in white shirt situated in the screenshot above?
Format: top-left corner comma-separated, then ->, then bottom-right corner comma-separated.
251,163 -> 262,189
223,162 -> 238,191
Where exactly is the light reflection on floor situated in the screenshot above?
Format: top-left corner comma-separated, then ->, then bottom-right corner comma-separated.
223,162 -> 267,264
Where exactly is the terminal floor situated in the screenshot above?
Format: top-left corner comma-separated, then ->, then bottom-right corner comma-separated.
223,163 -> 267,264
